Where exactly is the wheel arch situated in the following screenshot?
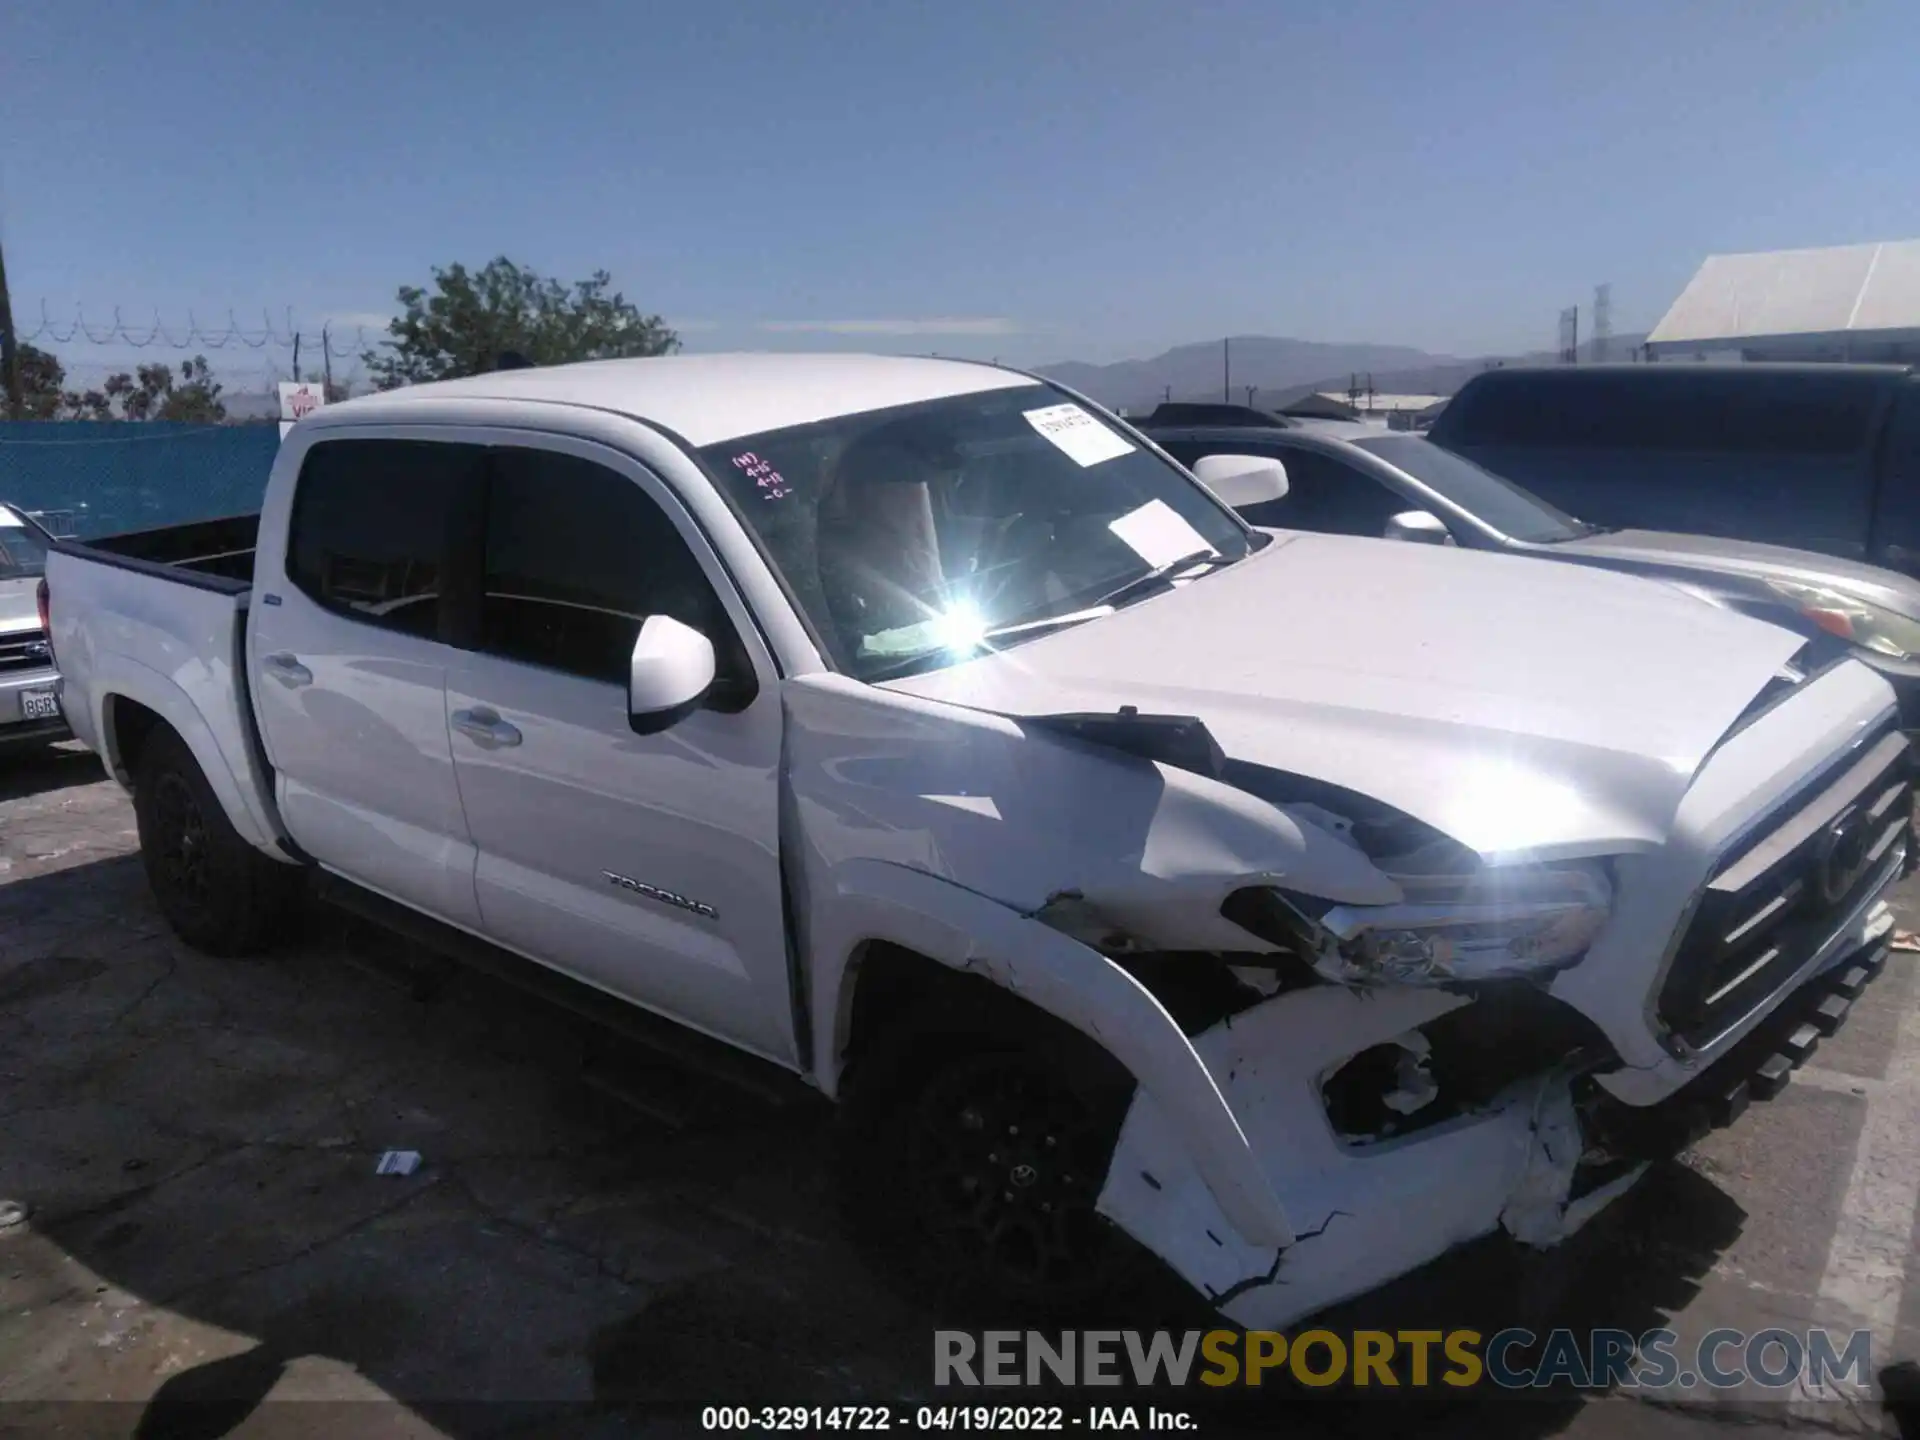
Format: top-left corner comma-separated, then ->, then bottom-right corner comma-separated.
808,859 -> 1295,1248
88,656 -> 281,855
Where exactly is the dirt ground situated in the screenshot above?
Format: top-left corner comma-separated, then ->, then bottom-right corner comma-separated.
3,743 -> 1920,1438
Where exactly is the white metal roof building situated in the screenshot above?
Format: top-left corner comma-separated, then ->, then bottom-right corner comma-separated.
1647,239 -> 1920,362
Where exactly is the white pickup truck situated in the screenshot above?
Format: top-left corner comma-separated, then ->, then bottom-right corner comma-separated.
43,353 -> 1913,1327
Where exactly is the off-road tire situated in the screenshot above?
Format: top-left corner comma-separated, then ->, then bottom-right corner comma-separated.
132,725 -> 298,956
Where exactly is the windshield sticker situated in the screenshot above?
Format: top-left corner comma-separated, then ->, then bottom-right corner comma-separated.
1108,499 -> 1214,569
730,451 -> 792,500
1023,403 -> 1135,468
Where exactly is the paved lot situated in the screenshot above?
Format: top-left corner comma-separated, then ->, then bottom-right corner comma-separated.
4,744 -> 1920,1438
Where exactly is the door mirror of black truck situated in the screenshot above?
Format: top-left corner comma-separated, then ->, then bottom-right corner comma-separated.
627,615 -> 717,736
1385,509 -> 1454,546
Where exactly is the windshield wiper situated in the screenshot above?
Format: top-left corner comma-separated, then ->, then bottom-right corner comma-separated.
1085,548 -> 1229,612
860,552 -> 1233,683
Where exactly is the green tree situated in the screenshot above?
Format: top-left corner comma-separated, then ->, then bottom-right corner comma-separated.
17,343 -> 67,420
63,356 -> 226,422
363,256 -> 678,389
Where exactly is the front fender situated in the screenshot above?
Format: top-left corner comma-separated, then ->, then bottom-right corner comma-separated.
807,857 -> 1295,1249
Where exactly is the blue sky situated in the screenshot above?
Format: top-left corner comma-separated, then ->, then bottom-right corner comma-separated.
9,0 -> 1920,388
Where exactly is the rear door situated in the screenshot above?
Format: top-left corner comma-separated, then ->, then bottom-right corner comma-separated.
248,437 -> 487,928
442,437 -> 796,1064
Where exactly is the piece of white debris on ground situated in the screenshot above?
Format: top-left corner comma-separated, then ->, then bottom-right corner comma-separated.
375,1150 -> 422,1176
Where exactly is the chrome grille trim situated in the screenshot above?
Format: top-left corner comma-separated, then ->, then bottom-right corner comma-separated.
1658,725 -> 1912,1046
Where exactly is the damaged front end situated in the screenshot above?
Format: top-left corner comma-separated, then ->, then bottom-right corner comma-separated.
1023,717 -> 1644,1329
1085,976 -> 1644,1330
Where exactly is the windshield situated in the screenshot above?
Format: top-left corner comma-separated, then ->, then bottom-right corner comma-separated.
1348,434 -> 1593,544
0,512 -> 49,582
699,383 -> 1254,680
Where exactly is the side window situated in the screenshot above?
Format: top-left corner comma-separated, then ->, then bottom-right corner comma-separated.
480,448 -> 755,705
1245,449 -> 1405,537
286,439 -> 481,639
1873,384 -> 1920,567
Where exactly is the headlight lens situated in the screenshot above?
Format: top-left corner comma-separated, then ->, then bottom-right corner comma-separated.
1762,579 -> 1920,661
1308,860 -> 1613,986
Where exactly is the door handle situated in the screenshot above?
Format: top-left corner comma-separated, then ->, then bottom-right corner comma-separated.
262,652 -> 312,688
451,707 -> 522,749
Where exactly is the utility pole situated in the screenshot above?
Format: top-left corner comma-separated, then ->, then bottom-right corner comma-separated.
1163,384 -> 1172,403
322,324 -> 334,399
0,230 -> 21,420
291,330 -> 301,383
1222,337 -> 1230,402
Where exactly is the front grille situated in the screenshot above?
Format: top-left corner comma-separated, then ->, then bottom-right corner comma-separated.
1658,726 -> 1912,1047
0,628 -> 51,673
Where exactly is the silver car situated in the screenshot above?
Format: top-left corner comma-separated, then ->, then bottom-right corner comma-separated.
0,505 -> 66,749
1147,420 -> 1920,732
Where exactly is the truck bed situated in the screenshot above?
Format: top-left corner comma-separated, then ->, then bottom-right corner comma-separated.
44,509 -> 287,855
55,512 -> 260,591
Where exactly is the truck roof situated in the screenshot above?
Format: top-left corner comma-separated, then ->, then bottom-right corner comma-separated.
318,352 -> 1039,446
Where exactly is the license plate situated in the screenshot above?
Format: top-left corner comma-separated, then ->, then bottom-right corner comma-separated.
19,688 -> 60,721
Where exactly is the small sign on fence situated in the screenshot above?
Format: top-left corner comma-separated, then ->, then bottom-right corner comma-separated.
278,382 -> 328,440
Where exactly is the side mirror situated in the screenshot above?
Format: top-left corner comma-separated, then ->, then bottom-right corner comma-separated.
1191,454 -> 1289,509
1384,510 -> 1454,546
628,615 -> 716,735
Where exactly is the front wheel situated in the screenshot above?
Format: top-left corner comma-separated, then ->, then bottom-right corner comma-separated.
836,1003 -> 1139,1316
132,726 -> 298,956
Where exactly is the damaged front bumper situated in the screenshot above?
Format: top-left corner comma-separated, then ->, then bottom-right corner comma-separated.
1093,921 -> 1896,1331
1094,981 -> 1626,1330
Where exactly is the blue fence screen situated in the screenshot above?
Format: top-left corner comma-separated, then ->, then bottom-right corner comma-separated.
0,422 -> 282,539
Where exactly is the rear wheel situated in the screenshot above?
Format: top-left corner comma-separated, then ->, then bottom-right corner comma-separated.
837,1000 -> 1139,1315
132,726 -> 297,956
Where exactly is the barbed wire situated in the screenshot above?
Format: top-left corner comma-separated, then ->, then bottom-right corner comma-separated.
21,303 -> 383,357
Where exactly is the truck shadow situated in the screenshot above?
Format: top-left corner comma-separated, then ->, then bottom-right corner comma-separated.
0,741 -> 106,804
0,854 -> 1763,1438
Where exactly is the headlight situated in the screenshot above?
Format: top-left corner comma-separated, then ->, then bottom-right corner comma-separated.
1762,579 -> 1920,661
1307,861 -> 1613,986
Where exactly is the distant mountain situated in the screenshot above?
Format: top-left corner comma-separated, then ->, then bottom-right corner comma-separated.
1039,332 -> 1651,413
1304,332 -> 1652,404
1038,336 -> 1464,412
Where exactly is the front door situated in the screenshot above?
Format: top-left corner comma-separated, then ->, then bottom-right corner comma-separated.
442,438 -> 796,1064
249,436 -> 486,928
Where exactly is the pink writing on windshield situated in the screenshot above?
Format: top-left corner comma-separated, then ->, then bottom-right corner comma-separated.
731,451 -> 792,499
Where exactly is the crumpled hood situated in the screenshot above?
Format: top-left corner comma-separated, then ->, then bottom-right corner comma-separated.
884,533 -> 1810,861
1556,528 -> 1920,618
